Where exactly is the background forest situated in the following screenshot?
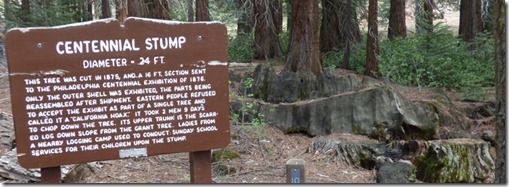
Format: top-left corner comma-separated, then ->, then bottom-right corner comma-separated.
0,0 -> 506,184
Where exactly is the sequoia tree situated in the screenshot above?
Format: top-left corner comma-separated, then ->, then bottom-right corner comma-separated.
284,0 -> 322,75
320,0 -> 361,54
320,0 -> 342,53
254,0 -> 282,60
458,0 -> 483,41
388,0 -> 407,39
364,0 -> 379,77
196,0 -> 210,21
101,0 -> 112,18
494,0 -> 506,183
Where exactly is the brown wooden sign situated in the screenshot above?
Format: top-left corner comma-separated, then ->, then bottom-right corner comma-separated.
6,18 -> 230,169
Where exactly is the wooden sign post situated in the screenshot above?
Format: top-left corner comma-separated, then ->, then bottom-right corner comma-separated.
286,159 -> 305,183
6,17 -> 230,183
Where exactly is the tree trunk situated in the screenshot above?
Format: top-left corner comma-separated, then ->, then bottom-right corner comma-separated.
196,0 -> 210,21
388,0 -> 406,39
364,0 -> 379,77
416,0 -> 434,33
342,0 -> 354,69
101,0 -> 112,18
188,0 -> 194,21
459,0 -> 483,42
423,0 -> 433,32
286,1 -> 291,33
345,0 -> 361,45
150,0 -> 170,20
494,0 -> 506,183
236,0 -> 254,35
128,0 -> 143,17
272,0 -> 283,34
320,0 -> 342,53
254,0 -> 283,60
320,0 -> 361,54
87,0 -> 94,20
116,0 -> 128,23
482,0 -> 494,31
21,0 -> 30,24
284,0 -> 322,76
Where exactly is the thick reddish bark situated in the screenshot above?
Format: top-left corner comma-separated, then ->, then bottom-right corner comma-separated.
101,0 -> 112,18
254,0 -> 282,60
459,0 -> 483,41
284,0 -> 322,75
364,0 -> 379,77
388,0 -> 407,39
196,0 -> 210,21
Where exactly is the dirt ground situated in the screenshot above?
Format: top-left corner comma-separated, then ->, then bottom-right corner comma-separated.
83,126 -> 378,183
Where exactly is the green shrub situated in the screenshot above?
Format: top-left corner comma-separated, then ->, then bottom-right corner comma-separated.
322,38 -> 366,73
378,23 -> 494,89
228,33 -> 254,63
321,23 -> 494,91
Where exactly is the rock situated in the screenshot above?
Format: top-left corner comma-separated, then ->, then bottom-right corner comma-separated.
307,138 -> 385,169
376,159 -> 416,183
481,131 -> 495,145
415,139 -> 495,183
212,148 -> 240,163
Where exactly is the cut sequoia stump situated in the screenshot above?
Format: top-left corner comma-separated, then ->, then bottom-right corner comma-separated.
231,64 -> 439,140
307,137 -> 385,169
415,138 -> 494,183
309,137 -> 495,183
